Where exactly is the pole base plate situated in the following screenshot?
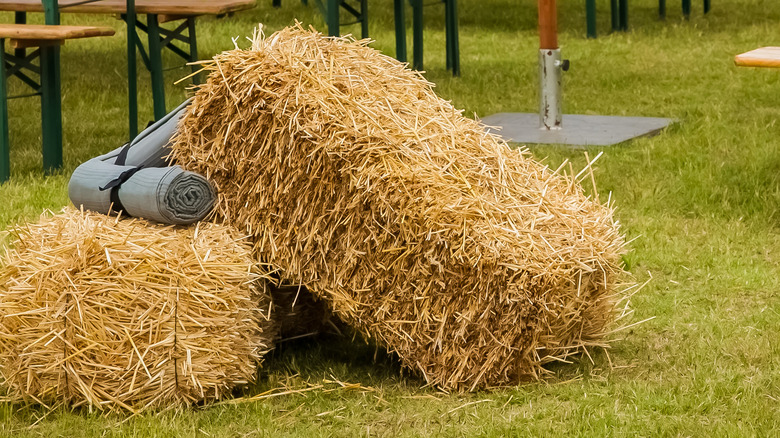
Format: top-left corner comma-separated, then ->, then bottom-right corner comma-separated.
481,113 -> 674,147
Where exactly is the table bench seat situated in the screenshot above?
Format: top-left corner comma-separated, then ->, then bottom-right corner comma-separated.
735,47 -> 780,68
0,23 -> 115,48
0,22 -> 117,182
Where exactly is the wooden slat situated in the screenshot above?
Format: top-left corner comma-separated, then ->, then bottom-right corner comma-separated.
0,24 -> 115,41
9,38 -> 64,49
0,0 -> 256,16
735,47 -> 780,68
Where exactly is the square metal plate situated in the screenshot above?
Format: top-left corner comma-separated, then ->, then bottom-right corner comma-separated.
480,113 -> 674,146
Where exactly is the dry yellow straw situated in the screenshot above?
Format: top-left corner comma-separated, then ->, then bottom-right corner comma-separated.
0,208 -> 275,413
171,24 -> 632,390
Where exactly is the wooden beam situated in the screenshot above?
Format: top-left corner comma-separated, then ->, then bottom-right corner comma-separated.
537,0 -> 558,50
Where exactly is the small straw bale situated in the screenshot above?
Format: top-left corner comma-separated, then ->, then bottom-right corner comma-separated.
0,208 -> 275,413
170,25 -> 632,390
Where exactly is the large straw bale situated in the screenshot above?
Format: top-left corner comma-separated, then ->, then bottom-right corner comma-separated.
170,25 -> 631,390
0,208 -> 274,413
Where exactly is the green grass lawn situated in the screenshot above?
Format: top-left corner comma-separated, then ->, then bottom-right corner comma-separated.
2,0 -> 780,436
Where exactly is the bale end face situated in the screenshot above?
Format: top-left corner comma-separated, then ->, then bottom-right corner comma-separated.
0,208 -> 276,413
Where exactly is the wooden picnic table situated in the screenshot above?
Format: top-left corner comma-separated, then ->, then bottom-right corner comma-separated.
735,47 -> 780,69
1,0 -> 256,132
0,0 -> 254,17
0,0 -> 255,183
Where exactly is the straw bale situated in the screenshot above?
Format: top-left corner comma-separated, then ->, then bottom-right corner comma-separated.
0,208 -> 275,413
170,25 -> 631,390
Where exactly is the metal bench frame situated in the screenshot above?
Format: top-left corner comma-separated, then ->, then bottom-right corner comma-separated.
0,1 -> 67,182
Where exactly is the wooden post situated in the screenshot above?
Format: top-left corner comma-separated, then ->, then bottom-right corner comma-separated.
538,0 -> 557,50
537,0 -> 562,129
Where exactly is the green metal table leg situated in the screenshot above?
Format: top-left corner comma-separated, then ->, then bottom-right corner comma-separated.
393,0 -> 407,62
445,0 -> 452,70
446,0 -> 459,76
610,0 -> 619,31
682,0 -> 691,18
187,17 -> 201,84
619,0 -> 628,30
39,45 -> 62,174
586,0 -> 597,38
127,0 -> 138,139
14,12 -> 26,60
0,40 -> 9,183
327,0 -> 340,36
703,0 -> 710,14
411,0 -> 423,71
659,0 -> 666,19
360,0 -> 368,38
147,14 -> 166,121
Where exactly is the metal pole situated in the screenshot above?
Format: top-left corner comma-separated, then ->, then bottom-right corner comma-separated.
41,0 -> 62,173
0,39 -> 9,182
327,0 -> 340,36
586,0 -> 596,38
394,0 -> 407,63
538,0 -> 562,130
147,14 -> 166,121
412,0 -> 423,71
360,0 -> 368,38
187,17 -> 200,84
127,0 -> 138,139
619,0 -> 628,31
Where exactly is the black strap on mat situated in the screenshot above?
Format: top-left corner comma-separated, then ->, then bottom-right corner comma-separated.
98,165 -> 145,214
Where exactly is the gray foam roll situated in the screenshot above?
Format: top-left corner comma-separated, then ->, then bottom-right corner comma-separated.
119,99 -> 191,167
119,167 -> 216,225
68,159 -> 215,225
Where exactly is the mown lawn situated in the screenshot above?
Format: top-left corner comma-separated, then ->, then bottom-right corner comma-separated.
1,0 -> 779,436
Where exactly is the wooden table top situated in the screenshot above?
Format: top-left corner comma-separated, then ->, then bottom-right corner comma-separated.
0,0 -> 256,16
735,47 -> 780,68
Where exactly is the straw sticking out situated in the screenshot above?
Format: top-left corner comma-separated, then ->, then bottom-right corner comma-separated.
0,208 -> 276,413
171,24 -> 632,390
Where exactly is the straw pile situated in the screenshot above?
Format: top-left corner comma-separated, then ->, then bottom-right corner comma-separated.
0,208 -> 275,413
170,25 -> 631,390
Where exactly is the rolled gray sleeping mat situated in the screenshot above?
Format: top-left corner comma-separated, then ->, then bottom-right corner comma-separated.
69,160 -> 215,225
115,98 -> 192,167
68,98 -> 215,225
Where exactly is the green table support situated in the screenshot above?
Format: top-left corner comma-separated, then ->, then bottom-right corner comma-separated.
187,18 -> 200,84
39,44 -> 62,173
41,0 -> 62,173
146,14 -> 166,121
0,41 -> 8,183
619,0 -> 628,30
411,0 -> 423,71
610,0 -> 619,30
126,0 -> 138,139
394,0 -> 407,62
586,0 -> 596,38
660,0 -> 710,19
326,0 -> 339,36
445,0 -> 459,76
123,11 -> 201,127
320,0 -> 368,38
